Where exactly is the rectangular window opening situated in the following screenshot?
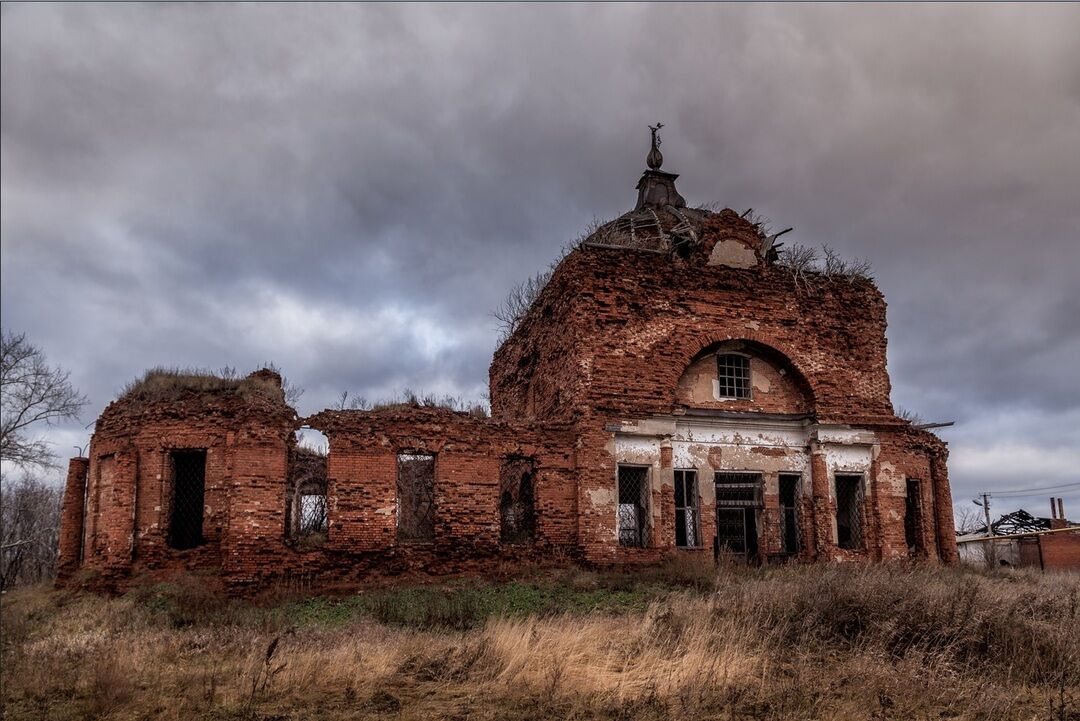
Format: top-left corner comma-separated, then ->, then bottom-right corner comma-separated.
715,472 -> 763,557
397,453 -> 435,543
779,474 -> 801,555
835,474 -> 864,550
168,450 -> 206,550
617,465 -> 650,548
674,469 -> 700,548
717,354 -> 752,399
904,478 -> 923,555
286,446 -> 329,543
500,457 -> 537,545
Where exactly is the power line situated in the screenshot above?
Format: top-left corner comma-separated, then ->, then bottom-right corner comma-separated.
982,481 -> 1080,497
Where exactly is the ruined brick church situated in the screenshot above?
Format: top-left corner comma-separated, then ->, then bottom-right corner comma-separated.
57,131 -> 958,591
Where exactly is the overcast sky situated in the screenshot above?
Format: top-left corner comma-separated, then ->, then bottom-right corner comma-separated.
2,3 -> 1078,521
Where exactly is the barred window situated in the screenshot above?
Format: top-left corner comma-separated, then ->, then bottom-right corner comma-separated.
715,472 -> 763,557
674,469 -> 699,548
835,474 -> 865,550
779,474 -> 801,555
168,450 -> 206,551
717,353 -> 751,399
397,453 -> 435,542
617,465 -> 650,548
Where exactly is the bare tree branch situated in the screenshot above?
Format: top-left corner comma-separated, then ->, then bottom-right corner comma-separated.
0,473 -> 63,590
1,331 -> 87,470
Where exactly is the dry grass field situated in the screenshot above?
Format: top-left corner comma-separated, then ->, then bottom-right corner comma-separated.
1,560 -> 1077,721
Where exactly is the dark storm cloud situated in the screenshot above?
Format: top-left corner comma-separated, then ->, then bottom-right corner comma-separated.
3,4 -> 1078,511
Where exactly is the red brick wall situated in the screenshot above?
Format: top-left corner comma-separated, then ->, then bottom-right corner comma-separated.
1040,532 -> 1080,571
64,210 -> 957,591
491,241 -> 894,425
56,457 -> 88,579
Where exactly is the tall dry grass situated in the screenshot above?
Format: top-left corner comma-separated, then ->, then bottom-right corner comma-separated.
1,562 -> 1077,720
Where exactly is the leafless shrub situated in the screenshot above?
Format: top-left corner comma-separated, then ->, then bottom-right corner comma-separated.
821,244 -> 875,283
331,390 -> 373,410
0,474 -> 62,590
954,506 -> 984,535
1,330 -> 87,470
329,388 -> 489,417
895,406 -> 924,425
777,242 -> 875,294
493,219 -> 607,344
493,270 -> 553,342
368,389 -> 489,417
776,242 -> 821,293
740,208 -> 773,237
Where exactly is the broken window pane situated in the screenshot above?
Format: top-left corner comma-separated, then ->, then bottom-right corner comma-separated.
717,353 -> 751,399
674,469 -> 699,548
778,474 -> 801,554
397,453 -> 435,542
500,457 -> 537,545
169,450 -> 206,550
904,478 -> 923,554
617,465 -> 650,548
835,474 -> 864,550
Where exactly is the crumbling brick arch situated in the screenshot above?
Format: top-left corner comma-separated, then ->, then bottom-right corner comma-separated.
672,336 -> 817,413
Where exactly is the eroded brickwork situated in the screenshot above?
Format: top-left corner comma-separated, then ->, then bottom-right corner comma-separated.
58,173 -> 959,592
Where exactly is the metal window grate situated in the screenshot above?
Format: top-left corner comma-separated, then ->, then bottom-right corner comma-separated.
168,451 -> 206,550
779,474 -> 801,555
715,472 -> 764,508
617,465 -> 650,548
397,453 -> 435,542
500,457 -> 537,545
717,353 -> 751,399
674,469 -> 699,548
715,472 -> 762,557
835,475 -> 865,550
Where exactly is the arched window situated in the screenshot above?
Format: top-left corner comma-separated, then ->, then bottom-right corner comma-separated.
717,353 -> 751,399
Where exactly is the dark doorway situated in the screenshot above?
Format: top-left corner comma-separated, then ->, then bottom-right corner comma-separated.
904,479 -> 923,555
169,450 -> 206,550
715,472 -> 763,560
500,457 -> 537,545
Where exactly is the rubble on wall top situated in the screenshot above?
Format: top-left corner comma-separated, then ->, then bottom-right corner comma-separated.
97,367 -> 295,430
119,367 -> 283,403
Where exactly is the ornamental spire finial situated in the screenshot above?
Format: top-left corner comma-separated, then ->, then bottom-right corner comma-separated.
635,122 -> 686,210
647,122 -> 664,170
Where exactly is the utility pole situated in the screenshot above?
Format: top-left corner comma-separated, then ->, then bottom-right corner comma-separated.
981,493 -> 993,536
